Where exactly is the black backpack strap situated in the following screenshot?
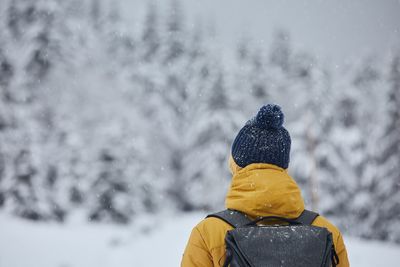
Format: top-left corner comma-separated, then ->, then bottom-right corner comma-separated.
295,209 -> 319,225
206,209 -> 252,228
207,209 -> 318,227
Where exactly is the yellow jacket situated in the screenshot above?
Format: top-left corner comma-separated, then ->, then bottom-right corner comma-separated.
181,159 -> 349,267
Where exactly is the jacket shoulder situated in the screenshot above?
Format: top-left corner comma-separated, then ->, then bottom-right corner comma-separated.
182,217 -> 232,267
312,215 -> 342,244
312,215 -> 349,266
195,216 -> 233,251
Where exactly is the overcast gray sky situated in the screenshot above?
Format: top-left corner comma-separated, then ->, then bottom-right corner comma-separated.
123,0 -> 400,67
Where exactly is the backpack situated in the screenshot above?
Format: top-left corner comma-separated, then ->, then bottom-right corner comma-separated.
207,209 -> 339,267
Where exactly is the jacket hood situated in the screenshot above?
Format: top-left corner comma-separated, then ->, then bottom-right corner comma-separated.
225,159 -> 305,219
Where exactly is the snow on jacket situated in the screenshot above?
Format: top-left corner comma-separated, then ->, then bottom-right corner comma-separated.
181,159 -> 350,267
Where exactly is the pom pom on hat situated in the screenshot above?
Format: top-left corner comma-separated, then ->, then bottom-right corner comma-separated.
255,104 -> 284,130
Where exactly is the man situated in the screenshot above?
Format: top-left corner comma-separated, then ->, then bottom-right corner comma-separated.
181,104 -> 349,267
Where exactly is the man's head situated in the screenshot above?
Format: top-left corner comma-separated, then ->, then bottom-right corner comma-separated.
231,104 -> 291,169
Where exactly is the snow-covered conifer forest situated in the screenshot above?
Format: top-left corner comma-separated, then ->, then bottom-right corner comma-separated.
0,0 -> 399,253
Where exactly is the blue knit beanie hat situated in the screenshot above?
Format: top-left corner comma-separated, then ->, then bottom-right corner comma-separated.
231,104 -> 291,169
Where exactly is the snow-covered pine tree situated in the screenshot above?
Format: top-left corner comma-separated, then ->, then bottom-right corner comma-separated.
0,0 -> 78,221
88,149 -> 132,224
142,0 -> 193,211
372,52 -> 400,243
0,1 -> 15,213
317,66 -> 362,220
182,65 -> 236,210
286,51 -> 331,211
341,58 -> 386,237
69,2 -> 151,222
6,148 -> 43,220
0,0 -> 47,220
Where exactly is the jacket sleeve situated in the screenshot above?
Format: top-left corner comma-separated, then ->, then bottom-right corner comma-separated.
336,232 -> 350,267
181,226 -> 213,267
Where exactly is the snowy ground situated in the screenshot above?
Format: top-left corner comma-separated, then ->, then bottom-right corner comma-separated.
0,212 -> 399,267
